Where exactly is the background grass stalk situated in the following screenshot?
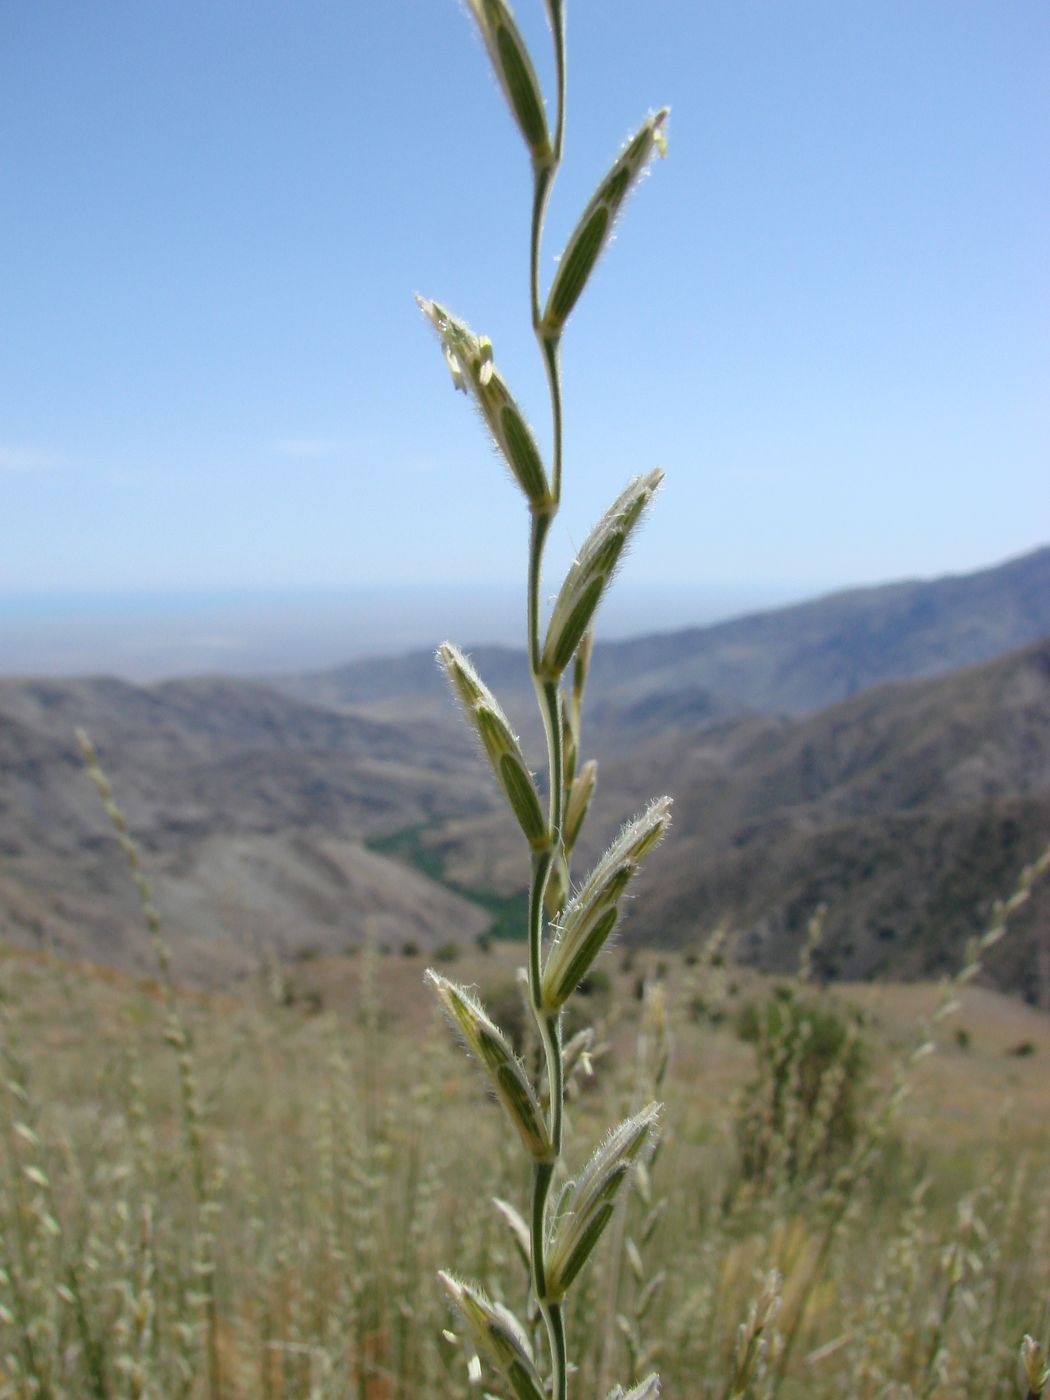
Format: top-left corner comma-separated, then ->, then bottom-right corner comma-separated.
77,731 -> 221,1400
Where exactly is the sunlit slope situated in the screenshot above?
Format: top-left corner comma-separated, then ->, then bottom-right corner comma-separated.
427,638 -> 1050,1002
1,547 -> 1047,994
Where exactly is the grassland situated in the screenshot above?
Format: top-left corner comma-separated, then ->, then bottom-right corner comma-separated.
1,935 -> 1046,1398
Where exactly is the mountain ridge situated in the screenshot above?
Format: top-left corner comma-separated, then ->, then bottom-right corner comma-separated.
1,545 -> 1047,998
274,545 -> 1050,727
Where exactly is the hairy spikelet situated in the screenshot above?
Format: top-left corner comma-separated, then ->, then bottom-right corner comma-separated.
544,111 -> 668,334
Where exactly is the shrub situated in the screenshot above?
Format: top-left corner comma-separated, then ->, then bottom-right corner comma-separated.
735,990 -> 869,1184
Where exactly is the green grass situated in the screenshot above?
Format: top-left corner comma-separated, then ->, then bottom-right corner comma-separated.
368,823 -> 527,942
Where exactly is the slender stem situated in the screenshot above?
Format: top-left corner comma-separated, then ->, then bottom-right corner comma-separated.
530,166 -> 554,332
528,516 -> 569,1400
530,158 -> 562,507
530,1159 -> 566,1400
549,3 -> 567,165
540,1010 -> 564,1156
540,334 -> 564,504
547,1302 -> 568,1400
528,851 -> 553,1029
540,680 -> 565,843
528,510 -> 552,675
530,1161 -> 553,1301
526,126 -> 570,1400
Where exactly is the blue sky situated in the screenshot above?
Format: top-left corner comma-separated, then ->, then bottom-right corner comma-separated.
3,0 -> 1048,611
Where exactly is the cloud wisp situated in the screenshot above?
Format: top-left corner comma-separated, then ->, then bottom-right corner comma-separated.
0,445 -> 55,473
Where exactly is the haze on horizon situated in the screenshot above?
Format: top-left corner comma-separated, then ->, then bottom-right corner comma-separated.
3,544 -> 1046,683
3,2 -> 1048,664
0,578 -> 812,681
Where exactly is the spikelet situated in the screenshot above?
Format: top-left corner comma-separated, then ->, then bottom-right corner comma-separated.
606,1379 -> 661,1400
542,797 -> 672,1010
727,1270 -> 783,1399
425,971 -> 553,1162
439,1273 -> 547,1400
417,299 -> 552,509
492,1197 -> 532,1271
545,1104 -> 661,1299
540,471 -> 664,678
438,642 -> 550,850
563,759 -> 597,853
543,111 -> 668,334
462,0 -> 552,169
1021,1335 -> 1048,1397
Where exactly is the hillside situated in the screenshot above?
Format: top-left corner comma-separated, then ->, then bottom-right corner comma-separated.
426,639 -> 1050,1004
0,674 -> 486,979
630,636 -> 1050,991
275,545 -> 1050,732
1,547 -> 1048,997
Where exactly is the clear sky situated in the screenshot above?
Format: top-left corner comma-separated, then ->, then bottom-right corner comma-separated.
3,1 -> 1048,610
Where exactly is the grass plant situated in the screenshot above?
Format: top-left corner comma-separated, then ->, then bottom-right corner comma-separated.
416,3 -> 671,1395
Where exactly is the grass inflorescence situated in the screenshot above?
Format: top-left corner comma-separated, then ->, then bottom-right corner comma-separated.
417,3 -> 672,1394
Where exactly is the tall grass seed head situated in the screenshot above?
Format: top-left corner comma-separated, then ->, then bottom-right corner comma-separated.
493,1197 -> 532,1269
606,1379 -> 661,1400
540,470 -> 664,679
425,971 -> 553,1161
543,109 -> 669,335
561,1026 -> 596,1087
545,1102 -> 662,1298
572,628 -> 593,707
563,758 -> 598,852
438,642 -> 550,848
463,0 -> 553,169
417,299 -> 551,508
542,796 -> 672,1010
1021,1335 -> 1049,1395
439,1272 -> 547,1400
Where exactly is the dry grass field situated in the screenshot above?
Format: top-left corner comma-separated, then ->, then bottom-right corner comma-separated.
2,933 -> 1047,1398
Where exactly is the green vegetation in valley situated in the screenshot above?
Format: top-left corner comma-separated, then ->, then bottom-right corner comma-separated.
368,822 -> 527,942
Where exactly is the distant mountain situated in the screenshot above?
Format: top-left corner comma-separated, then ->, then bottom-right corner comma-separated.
607,637 -> 1050,1001
276,546 -> 1050,732
588,543 -> 1050,720
2,546 -> 1048,998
